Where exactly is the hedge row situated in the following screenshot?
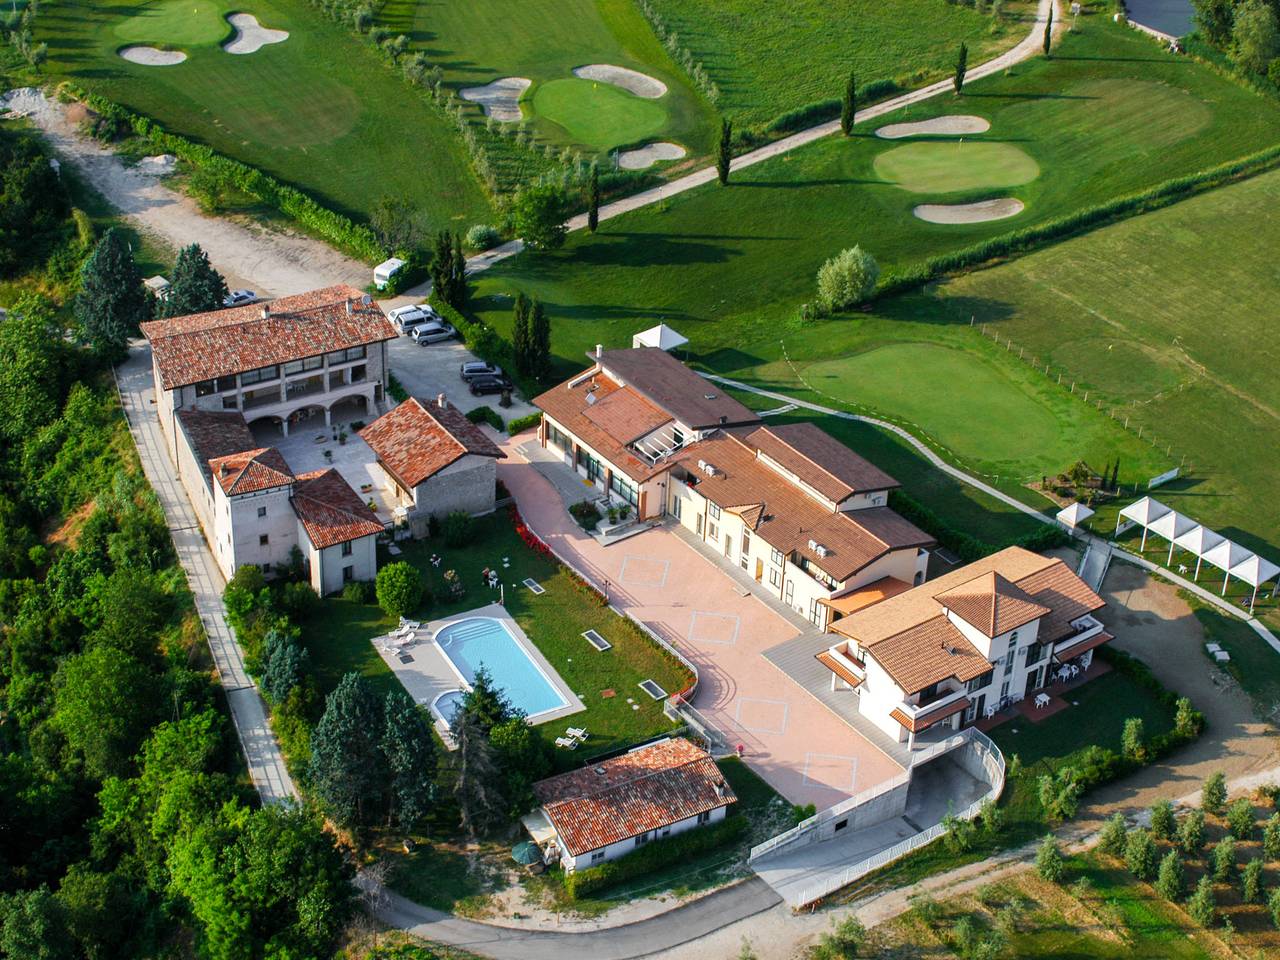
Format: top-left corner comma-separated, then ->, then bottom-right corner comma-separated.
63,85 -> 387,263
877,141 -> 1280,298
465,404 -> 504,430
562,814 -> 748,900
428,298 -> 524,390
506,412 -> 542,435
888,489 -> 1068,563
762,79 -> 902,136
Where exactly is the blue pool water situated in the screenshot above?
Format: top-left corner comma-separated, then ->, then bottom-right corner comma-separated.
436,617 -> 566,718
433,689 -> 466,725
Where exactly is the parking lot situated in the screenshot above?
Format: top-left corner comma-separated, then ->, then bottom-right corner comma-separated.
384,329 -> 538,423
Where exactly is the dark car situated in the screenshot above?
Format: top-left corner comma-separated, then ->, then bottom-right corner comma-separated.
468,374 -> 513,396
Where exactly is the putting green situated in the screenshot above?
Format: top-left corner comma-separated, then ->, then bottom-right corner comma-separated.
873,140 -> 1039,194
531,77 -> 667,151
113,1 -> 231,46
800,342 -> 1062,467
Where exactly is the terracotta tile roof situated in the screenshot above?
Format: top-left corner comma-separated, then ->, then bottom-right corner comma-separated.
208,447 -> 294,496
142,285 -> 397,390
1016,562 -> 1107,643
741,423 -> 899,502
533,739 -> 735,857
890,696 -> 970,734
582,386 -> 672,444
596,348 -> 760,429
934,571 -> 1051,639
291,468 -> 384,549
819,577 -> 913,616
866,616 -> 993,694
534,373 -> 670,483
673,432 -> 932,582
359,396 -> 504,490
816,650 -> 863,688
175,409 -> 256,485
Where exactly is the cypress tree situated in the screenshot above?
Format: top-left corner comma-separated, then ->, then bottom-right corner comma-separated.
381,690 -> 438,829
954,42 -> 968,94
841,70 -> 857,136
1043,5 -> 1053,57
430,230 -> 453,306
716,117 -> 733,185
530,299 -> 552,381
74,227 -> 149,361
587,164 -> 600,233
160,243 -> 228,318
511,292 -> 531,376
309,672 -> 387,827
450,231 -> 468,309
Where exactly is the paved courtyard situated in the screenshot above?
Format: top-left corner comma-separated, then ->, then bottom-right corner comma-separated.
495,434 -> 904,809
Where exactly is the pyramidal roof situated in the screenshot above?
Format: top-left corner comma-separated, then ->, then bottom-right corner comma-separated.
934,571 -> 1051,638
208,447 -> 294,496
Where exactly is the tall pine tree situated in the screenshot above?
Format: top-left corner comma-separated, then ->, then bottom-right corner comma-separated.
451,708 -> 507,838
716,118 -> 733,185
381,690 -> 438,829
841,71 -> 857,136
511,292 -> 532,376
450,231 -> 468,309
587,164 -> 601,233
160,244 -> 228,318
954,42 -> 968,94
530,299 -> 552,382
74,228 -> 149,361
309,672 -> 387,827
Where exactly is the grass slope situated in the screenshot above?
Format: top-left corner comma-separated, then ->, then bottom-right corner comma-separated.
380,0 -> 717,158
934,167 -> 1280,560
41,0 -> 492,228
644,0 -> 1029,127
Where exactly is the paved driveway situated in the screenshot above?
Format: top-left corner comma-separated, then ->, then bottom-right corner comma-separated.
496,437 -> 903,808
387,335 -> 536,421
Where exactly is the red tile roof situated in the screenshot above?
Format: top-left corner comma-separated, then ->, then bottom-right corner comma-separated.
142,285 -> 396,390
740,423 -> 899,502
175,409 -> 256,485
534,373 -> 670,483
208,447 -> 294,496
866,616 -> 993,694
934,571 -> 1051,639
359,396 -> 504,490
291,468 -> 384,549
533,738 -> 735,857
582,386 -> 672,444
890,696 -> 970,734
596,348 -> 759,429
816,650 -> 863,688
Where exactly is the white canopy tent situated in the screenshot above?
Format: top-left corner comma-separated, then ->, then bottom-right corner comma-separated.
1056,502 -> 1094,529
1117,496 -> 1171,550
1229,555 -> 1280,607
1173,525 -> 1225,580
632,323 -> 689,352
1146,509 -> 1197,566
1201,540 -> 1254,595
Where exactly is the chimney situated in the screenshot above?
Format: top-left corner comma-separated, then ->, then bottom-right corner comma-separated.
596,344 -> 603,358
437,393 -> 447,409
260,305 -> 269,320
345,298 -> 353,316
714,780 -> 726,799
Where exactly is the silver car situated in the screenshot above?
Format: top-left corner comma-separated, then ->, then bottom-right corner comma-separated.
411,321 -> 457,344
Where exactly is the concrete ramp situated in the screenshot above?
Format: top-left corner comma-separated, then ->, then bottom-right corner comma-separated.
1078,541 -> 1113,591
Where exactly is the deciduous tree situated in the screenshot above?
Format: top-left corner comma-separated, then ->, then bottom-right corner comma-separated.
512,182 -> 568,250
375,561 -> 423,619
1036,834 -> 1065,883
816,245 -> 879,312
1232,0 -> 1280,74
0,294 -> 62,443
1155,850 -> 1184,900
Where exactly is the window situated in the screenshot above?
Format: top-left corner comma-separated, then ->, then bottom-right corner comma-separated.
770,547 -> 784,566
808,597 -> 822,626
1002,649 -> 1016,676
546,422 -> 569,451
260,563 -> 271,573
634,831 -> 652,848
670,495 -> 682,520
259,534 -> 269,546
999,679 -> 1010,700
257,506 -> 267,518
708,503 -> 721,521
590,850 -> 606,864
195,379 -> 216,397
326,345 -> 366,364
222,396 -> 239,410
609,472 -> 638,506
348,364 -> 367,384
769,568 -> 781,588
707,521 -> 718,543
783,580 -> 794,605
741,530 -> 751,556
240,364 -> 279,386
697,811 -> 711,825
341,541 -> 353,557
343,565 -> 354,582
966,669 -> 993,694
1025,641 -> 1045,664
283,355 -> 323,376
1010,631 -> 1019,644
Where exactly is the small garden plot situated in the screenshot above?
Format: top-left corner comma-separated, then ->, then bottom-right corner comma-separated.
582,629 -> 612,651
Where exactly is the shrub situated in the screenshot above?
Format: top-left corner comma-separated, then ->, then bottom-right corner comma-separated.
569,500 -> 602,532
562,815 -> 747,899
277,580 -> 321,621
465,224 -> 501,250
978,798 -> 1002,839
1270,886 -> 1280,929
1180,808 -> 1206,855
1036,834 -> 1065,883
442,511 -> 474,548
1150,799 -> 1176,840
1226,797 -> 1256,839
375,562 -> 423,619
1264,812 -> 1280,859
1242,856 -> 1264,903
910,893 -> 943,925
1212,835 -> 1236,881
815,245 -> 880,312
811,916 -> 866,959
942,811 -> 978,853
1188,875 -> 1216,928
1124,828 -> 1158,881
1121,717 -> 1146,761
1039,767 -> 1083,823
1155,850 -> 1184,900
506,412 -> 542,435
465,405 -> 504,430
1174,696 -> 1200,737
1203,772 -> 1228,815
1100,813 -> 1128,856
341,579 -> 373,604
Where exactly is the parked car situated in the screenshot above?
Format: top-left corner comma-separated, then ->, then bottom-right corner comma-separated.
223,289 -> 257,308
469,374 -> 513,396
388,304 -> 441,333
411,321 -> 457,344
460,360 -> 504,382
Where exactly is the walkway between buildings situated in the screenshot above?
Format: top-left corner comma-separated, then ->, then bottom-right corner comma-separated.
114,344 -> 298,804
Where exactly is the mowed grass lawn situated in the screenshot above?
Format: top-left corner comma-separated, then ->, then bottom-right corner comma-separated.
644,0 -> 1030,128
379,0 -> 717,157
934,167 -> 1280,561
306,512 -> 690,767
40,0 -> 492,227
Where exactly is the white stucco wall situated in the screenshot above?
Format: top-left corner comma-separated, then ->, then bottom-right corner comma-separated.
211,483 -> 297,580
301,527 -> 378,596
560,805 -> 727,872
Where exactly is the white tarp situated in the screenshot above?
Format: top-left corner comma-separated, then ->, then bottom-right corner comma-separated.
632,323 -> 689,352
1056,502 -> 1094,528
1147,510 -> 1196,565
1172,525 -> 1225,579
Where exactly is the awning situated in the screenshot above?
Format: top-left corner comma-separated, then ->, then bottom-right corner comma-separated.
890,696 -> 969,734
816,650 -> 863,688
818,576 -> 912,617
1056,502 -> 1094,528
1201,539 -> 1253,574
1147,509 -> 1196,544
1119,496 -> 1171,526
1054,630 -> 1113,662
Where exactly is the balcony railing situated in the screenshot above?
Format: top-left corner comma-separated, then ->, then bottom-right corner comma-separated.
1054,615 -> 1104,652
285,376 -> 325,401
900,685 -> 968,719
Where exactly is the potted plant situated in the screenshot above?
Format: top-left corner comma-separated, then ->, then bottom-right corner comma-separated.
323,449 -> 333,462
339,430 -> 348,445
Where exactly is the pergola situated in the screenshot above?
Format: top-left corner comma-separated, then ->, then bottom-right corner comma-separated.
1118,496 -> 1280,606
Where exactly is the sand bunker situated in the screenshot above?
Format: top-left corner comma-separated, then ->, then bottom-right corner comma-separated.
914,198 -> 1025,224
573,64 -> 667,99
876,115 -> 991,139
617,141 -> 686,170
222,13 -> 289,54
460,77 -> 531,122
118,45 -> 187,66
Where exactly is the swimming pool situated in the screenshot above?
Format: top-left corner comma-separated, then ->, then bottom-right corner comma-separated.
435,617 -> 567,720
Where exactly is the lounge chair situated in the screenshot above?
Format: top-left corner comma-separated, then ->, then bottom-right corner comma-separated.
567,727 -> 588,741
554,737 -> 577,750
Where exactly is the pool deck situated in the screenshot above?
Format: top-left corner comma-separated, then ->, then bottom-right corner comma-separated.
372,601 -> 585,746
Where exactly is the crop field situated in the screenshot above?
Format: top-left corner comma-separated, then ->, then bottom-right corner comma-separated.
380,0 -> 717,159
644,0 -> 1030,128
39,0 -> 492,228
934,167 -> 1280,559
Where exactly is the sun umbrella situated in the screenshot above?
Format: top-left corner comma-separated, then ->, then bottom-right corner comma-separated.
511,840 -> 541,865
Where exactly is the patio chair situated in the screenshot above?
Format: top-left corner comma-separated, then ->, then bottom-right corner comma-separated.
567,727 -> 587,741
554,737 -> 577,750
